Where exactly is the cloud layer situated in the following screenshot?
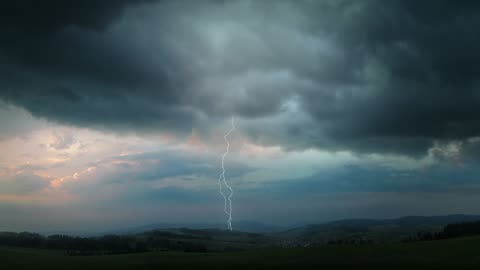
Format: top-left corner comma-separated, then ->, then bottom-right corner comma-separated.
1,1 -> 480,231
1,0 -> 480,157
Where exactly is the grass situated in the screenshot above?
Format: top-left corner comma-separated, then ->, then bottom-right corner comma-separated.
2,236 -> 480,269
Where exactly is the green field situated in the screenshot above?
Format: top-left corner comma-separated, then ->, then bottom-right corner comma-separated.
2,236 -> 480,269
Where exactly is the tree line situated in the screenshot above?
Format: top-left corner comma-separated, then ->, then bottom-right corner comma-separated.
0,231 -> 208,255
406,220 -> 480,242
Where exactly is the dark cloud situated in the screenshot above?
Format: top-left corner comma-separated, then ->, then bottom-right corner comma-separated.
0,0 -> 196,133
0,0 -> 479,157
0,1 -> 145,32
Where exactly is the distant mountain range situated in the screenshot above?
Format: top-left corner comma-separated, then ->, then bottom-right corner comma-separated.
72,214 -> 480,242
98,220 -> 286,236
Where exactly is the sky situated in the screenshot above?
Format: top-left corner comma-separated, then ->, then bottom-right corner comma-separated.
1,0 -> 480,232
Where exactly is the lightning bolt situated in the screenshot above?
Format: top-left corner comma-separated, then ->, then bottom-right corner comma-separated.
218,116 -> 236,231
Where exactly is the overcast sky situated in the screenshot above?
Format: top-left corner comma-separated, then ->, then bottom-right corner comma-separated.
1,0 -> 480,232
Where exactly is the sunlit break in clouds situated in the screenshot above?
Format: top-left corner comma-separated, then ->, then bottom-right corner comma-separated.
1,0 -> 480,234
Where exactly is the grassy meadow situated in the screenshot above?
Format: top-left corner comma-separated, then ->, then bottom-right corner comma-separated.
2,235 -> 480,269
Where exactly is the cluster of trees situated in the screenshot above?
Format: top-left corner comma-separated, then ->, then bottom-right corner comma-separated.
406,221 -> 480,242
0,232 -> 44,248
0,231 -> 207,255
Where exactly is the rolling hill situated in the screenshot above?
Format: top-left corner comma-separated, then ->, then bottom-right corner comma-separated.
275,214 -> 480,244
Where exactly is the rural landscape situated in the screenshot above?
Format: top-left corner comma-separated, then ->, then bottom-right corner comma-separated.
3,215 -> 480,269
2,0 -> 480,268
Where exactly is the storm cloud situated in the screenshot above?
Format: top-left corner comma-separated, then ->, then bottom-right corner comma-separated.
1,0 -> 480,157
